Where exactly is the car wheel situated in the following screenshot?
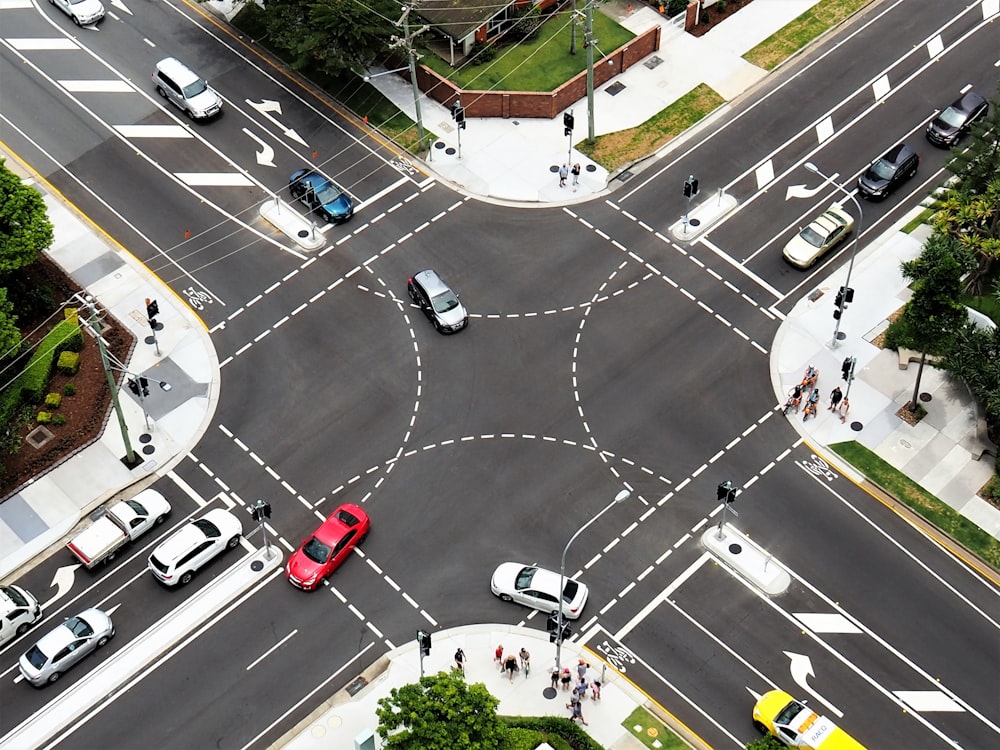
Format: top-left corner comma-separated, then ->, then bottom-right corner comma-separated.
432,318 -> 443,332
499,594 -> 513,602
106,550 -> 116,563
96,635 -> 110,648
16,622 -> 30,637
227,535 -> 241,549
185,109 -> 195,120
48,671 -> 62,684
156,85 -> 167,99
72,15 -> 81,26
753,721 -> 768,735
179,571 -> 194,586
156,514 -> 168,525
358,532 -> 368,545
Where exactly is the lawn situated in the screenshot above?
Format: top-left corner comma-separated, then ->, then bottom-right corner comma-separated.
421,10 -> 635,92
622,706 -> 690,750
744,0 -> 872,70
829,441 -> 1000,569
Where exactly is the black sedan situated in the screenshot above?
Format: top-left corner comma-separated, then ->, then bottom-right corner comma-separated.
289,168 -> 354,223
857,143 -> 919,200
926,91 -> 988,147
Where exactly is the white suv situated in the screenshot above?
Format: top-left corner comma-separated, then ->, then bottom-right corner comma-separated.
148,508 -> 243,586
1,585 -> 43,646
152,57 -> 223,120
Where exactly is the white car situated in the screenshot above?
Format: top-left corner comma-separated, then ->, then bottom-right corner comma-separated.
148,508 -> 243,587
18,608 -> 114,687
49,0 -> 105,26
782,204 -> 855,269
490,562 -> 589,619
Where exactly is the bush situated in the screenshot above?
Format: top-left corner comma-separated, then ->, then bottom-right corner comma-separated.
499,716 -> 601,750
44,393 -> 61,408
63,382 -> 76,396
980,474 -> 1000,502
56,350 -> 79,375
52,414 -> 66,426
19,318 -> 82,403
37,411 -> 52,424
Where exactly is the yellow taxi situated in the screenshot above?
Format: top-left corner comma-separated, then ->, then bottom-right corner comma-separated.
752,690 -> 866,749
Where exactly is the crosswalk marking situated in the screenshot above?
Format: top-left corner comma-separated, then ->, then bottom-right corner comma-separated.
793,612 -> 862,634
116,125 -> 193,138
894,691 -> 964,712
175,172 -> 254,187
61,80 -> 134,93
7,38 -> 79,50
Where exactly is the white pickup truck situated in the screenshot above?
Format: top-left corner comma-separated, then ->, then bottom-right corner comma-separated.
67,489 -> 171,568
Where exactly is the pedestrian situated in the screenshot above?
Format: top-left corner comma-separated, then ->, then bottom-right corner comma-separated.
828,386 -> 843,411
550,667 -> 560,690
575,677 -> 588,700
567,698 -> 589,725
454,647 -> 465,675
576,658 -> 589,680
494,644 -> 504,671
504,652 -> 519,682
591,678 -> 602,701
802,401 -> 816,422
839,397 -> 851,423
560,667 -> 572,691
559,163 -> 568,188
519,647 -> 531,676
790,383 -> 803,413
571,163 -> 581,190
807,388 -> 820,410
803,364 -> 818,390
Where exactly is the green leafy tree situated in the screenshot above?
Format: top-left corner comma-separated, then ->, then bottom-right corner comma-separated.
931,178 -> 1000,294
0,158 -> 53,274
884,233 -> 968,412
0,287 -> 19,357
746,735 -> 785,750
376,671 -> 506,750
941,321 -> 1000,438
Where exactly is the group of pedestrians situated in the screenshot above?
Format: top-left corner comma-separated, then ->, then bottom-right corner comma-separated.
785,365 -> 850,423
558,163 -> 581,190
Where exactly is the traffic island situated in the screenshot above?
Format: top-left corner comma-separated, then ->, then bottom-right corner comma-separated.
259,197 -> 326,251
702,524 -> 791,595
669,190 -> 738,242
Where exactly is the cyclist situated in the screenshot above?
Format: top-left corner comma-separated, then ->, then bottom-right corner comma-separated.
519,647 -> 531,676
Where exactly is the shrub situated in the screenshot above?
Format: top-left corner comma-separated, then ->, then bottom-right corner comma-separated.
19,318 -> 82,403
63,382 -> 76,396
37,411 -> 52,424
44,393 -> 62,408
52,414 -> 67,426
56,350 -> 79,375
981,474 -> 1000,502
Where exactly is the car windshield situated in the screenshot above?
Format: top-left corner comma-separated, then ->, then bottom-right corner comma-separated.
431,290 -> 460,314
798,226 -> 826,248
65,616 -> 94,638
192,518 -> 221,539
1,586 -> 27,607
775,699 -> 807,725
562,579 -> 579,602
182,79 -> 208,99
938,106 -> 966,128
24,645 -> 48,669
302,537 -> 332,564
869,159 -> 896,180
125,499 -> 147,516
515,567 -> 537,590
315,183 -> 344,205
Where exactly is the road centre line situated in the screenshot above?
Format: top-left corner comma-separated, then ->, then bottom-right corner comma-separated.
246,629 -> 297,671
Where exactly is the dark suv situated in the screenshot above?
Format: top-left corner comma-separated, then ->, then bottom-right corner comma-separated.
926,91 -> 988,147
857,143 -> 919,200
407,270 -> 468,334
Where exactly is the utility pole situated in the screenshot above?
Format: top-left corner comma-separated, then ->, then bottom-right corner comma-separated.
585,1 -> 596,143
394,6 -> 429,153
84,297 -> 137,467
570,0 -> 577,54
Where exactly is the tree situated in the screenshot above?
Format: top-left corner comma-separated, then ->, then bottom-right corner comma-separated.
884,232 -> 968,413
376,671 -> 506,750
942,321 -> 1000,438
931,178 -> 1000,294
0,158 -> 53,274
0,287 -> 19,357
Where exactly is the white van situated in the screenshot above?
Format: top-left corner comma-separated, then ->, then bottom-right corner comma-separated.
152,57 -> 222,120
0,584 -> 43,646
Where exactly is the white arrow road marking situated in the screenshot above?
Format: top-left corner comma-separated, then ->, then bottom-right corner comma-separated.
175,173 -> 254,187
245,99 -> 307,147
41,564 -> 80,609
785,183 -> 825,200
108,0 -> 132,14
784,651 -> 843,717
243,129 -> 276,167
104,603 -> 122,617
793,612 -> 862,634
895,691 -> 965,712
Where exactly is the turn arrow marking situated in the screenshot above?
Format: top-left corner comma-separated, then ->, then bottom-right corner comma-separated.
784,651 -> 843,717
246,99 -> 307,147
41,564 -> 80,609
243,129 -> 276,167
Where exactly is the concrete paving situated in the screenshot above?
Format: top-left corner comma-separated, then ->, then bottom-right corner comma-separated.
2,1 -> 999,748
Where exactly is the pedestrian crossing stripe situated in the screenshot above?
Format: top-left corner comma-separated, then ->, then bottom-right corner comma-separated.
894,691 -> 964,712
7,38 -> 79,50
62,80 -> 134,93
116,125 -> 193,138
793,612 -> 862,634
175,173 -> 254,187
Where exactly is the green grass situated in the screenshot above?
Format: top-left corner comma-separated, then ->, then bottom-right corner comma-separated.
421,12 -> 635,92
576,84 -> 724,171
829,441 -> 1000,569
900,208 -> 935,235
744,0 -> 872,70
622,706 -> 689,750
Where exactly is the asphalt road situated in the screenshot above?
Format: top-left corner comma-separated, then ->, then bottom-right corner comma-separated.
1,0 -> 999,748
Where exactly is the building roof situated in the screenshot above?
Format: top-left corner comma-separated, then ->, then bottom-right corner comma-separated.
416,0 -> 514,41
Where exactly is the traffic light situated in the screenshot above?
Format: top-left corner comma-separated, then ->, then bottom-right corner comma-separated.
683,180 -> 692,198
451,102 -> 466,129
841,356 -> 855,382
843,287 -> 854,304
717,481 -> 736,503
834,287 -> 845,309
563,111 -> 574,136
417,630 -> 432,656
139,377 -> 150,397
251,501 -> 272,522
146,298 -> 159,327
683,176 -> 698,198
127,378 -> 140,396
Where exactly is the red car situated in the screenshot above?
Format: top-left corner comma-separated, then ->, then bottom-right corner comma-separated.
286,504 -> 369,590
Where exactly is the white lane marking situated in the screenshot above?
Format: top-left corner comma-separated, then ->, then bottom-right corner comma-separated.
0,0 -> 34,7
245,629 -> 297,671
815,115 -> 834,143
794,612 -> 863,634
115,125 -> 192,138
59,80 -> 134,93
926,34 -> 944,57
6,38 -> 79,50
356,176 -> 409,211
872,74 -> 890,100
754,160 -> 774,190
175,172 -> 255,187
167,469 -> 208,507
614,552 -> 710,640
895,691 -> 964,712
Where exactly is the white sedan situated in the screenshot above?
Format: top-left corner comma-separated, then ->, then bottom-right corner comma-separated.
49,0 -> 105,26
18,608 -> 114,686
490,562 -> 589,619
782,204 -> 855,269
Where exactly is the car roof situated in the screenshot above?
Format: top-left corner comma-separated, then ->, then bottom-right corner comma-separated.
34,609 -> 106,653
882,143 -> 915,164
154,508 -> 236,561
156,57 -> 201,86
413,269 -> 450,295
313,508 -> 360,544
954,91 -> 986,112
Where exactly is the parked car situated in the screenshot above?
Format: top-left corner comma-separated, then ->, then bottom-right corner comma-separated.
289,168 -> 354,223
490,562 -> 589,619
407,269 -> 469,333
926,91 -> 988,147
49,0 -> 105,26
856,143 -> 919,200
18,608 -> 114,686
782,205 -> 855,269
0,585 -> 43,647
148,508 -> 243,587
67,489 -> 172,568
286,504 -> 370,591
152,57 -> 223,120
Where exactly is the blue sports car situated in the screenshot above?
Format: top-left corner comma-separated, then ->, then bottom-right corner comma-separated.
289,168 -> 354,224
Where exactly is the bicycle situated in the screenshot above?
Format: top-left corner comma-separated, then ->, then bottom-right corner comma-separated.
519,649 -> 531,677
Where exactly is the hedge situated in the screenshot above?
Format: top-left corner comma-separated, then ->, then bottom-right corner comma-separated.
18,319 -> 82,403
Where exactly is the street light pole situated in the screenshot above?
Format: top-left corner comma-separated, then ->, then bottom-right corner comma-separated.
804,162 -> 864,348
554,488 -> 630,674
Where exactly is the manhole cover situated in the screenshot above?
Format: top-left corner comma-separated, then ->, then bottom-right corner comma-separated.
250,560 -> 264,571
550,164 -> 560,173
445,147 -> 456,155
728,543 -> 742,554
139,433 -> 152,444
605,82 -> 626,96
144,335 -> 156,345
434,141 -> 445,149
689,218 -> 701,227
850,420 -> 863,431
919,392 -> 932,402
543,686 -> 557,700
142,445 -> 155,455
297,230 -> 310,238
836,331 -> 846,340
347,677 -> 369,696
643,55 -> 663,70
25,426 -> 54,450
585,164 -> 597,173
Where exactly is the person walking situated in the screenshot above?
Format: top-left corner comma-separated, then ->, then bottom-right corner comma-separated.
567,698 -> 589,725
454,647 -> 465,675
560,667 -> 572,691
571,163 -> 581,190
518,647 -> 531,676
828,386 -> 843,411
559,164 -> 569,188
839,397 -> 851,423
494,644 -> 504,671
591,678 -> 602,701
503,652 -> 519,682
549,667 -> 561,690
576,659 -> 589,680
574,677 -> 588,701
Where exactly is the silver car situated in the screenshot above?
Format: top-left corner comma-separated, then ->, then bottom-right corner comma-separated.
407,269 -> 468,333
49,0 -> 105,26
152,57 -> 223,120
18,608 -> 114,687
490,562 -> 590,619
